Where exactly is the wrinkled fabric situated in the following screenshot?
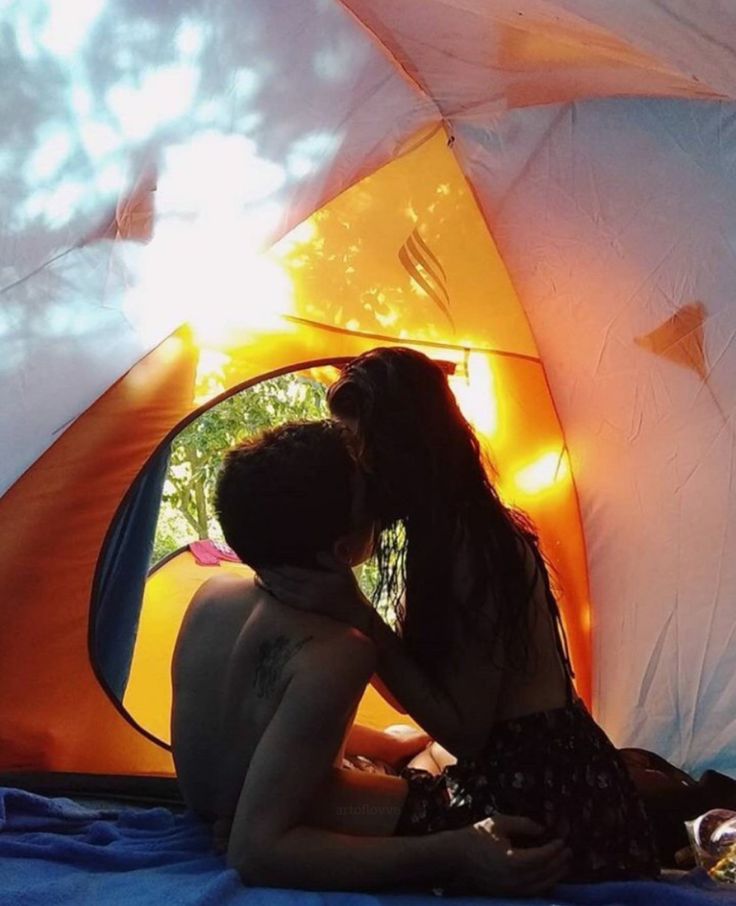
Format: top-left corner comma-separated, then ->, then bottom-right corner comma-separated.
0,786 -> 731,905
398,699 -> 659,882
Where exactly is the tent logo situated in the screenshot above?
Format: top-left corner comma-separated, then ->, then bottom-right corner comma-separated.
398,228 -> 455,330
634,301 -> 708,381
635,301 -> 728,426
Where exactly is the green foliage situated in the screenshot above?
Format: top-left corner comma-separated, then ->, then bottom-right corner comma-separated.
151,373 -> 329,564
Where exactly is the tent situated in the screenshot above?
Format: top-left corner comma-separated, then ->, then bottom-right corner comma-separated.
2,0 -> 735,793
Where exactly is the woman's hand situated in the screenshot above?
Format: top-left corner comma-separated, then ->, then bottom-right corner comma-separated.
257,554 -> 373,631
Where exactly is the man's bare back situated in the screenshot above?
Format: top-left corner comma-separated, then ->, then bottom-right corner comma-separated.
171,573 -> 357,823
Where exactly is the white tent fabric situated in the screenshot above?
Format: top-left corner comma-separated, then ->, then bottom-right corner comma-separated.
3,0 -> 736,777
455,99 -> 736,775
344,0 -> 736,110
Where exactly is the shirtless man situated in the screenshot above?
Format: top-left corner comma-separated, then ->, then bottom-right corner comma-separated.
171,421 -> 569,894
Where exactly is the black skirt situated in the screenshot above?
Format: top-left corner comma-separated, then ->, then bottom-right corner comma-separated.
396,698 -> 660,882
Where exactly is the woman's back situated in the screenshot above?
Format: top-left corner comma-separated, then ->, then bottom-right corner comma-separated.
396,535 -> 659,881
490,537 -> 571,723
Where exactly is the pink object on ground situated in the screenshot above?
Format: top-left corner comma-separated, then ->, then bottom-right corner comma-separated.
188,540 -> 241,566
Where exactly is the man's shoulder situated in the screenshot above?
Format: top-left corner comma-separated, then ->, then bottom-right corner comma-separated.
288,623 -> 376,683
174,574 -> 262,670
195,573 -> 258,605
180,573 -> 260,632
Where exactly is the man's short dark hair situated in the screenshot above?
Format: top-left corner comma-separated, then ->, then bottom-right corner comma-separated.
215,420 -> 356,569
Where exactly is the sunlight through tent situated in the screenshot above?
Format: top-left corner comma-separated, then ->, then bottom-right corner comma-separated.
2,0 -> 736,793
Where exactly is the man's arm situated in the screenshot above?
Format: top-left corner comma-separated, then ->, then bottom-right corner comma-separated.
226,628 -> 459,889
226,627 -> 569,894
359,608 -> 507,757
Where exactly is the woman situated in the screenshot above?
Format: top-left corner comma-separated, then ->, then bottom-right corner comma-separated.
260,347 -> 659,881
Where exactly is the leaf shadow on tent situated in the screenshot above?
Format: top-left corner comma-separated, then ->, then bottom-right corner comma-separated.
3,0 -> 426,368
273,171 -> 465,340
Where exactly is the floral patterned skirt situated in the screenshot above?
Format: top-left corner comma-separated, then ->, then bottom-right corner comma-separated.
396,698 -> 659,882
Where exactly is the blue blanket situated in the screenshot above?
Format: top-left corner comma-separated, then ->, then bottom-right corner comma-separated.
1,787 -> 735,905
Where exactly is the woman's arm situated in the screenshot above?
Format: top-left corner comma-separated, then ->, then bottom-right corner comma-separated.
357,606 -> 504,757
258,563 -> 503,757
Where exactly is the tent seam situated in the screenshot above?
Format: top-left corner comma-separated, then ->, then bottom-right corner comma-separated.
265,121 -> 444,250
449,115 -> 596,710
553,2 -> 733,99
333,0 -> 442,118
265,1 -> 444,249
284,315 -> 541,362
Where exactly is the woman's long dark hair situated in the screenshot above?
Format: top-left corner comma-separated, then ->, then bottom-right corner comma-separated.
328,347 -> 541,678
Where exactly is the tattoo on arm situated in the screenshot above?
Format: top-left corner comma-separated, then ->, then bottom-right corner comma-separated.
254,635 -> 312,698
